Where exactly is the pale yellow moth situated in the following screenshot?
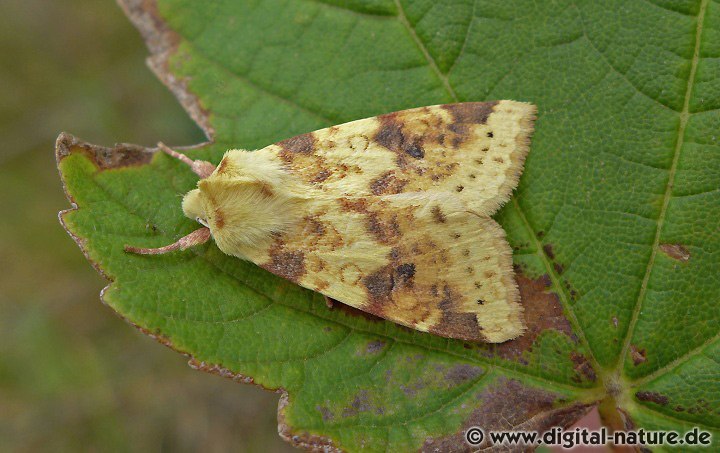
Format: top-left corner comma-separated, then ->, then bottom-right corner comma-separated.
126,101 -> 536,343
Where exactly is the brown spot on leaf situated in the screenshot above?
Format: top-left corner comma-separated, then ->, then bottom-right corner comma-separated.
316,405 -> 334,422
263,247 -> 306,283
444,364 -> 484,385
363,340 -> 386,355
543,243 -> 555,260
341,390 -> 384,417
278,132 -> 316,155
659,243 -> 690,262
636,391 -> 669,406
630,345 -> 647,365
422,378 -> 593,452
554,262 -> 564,274
570,352 -> 597,382
494,273 -> 578,361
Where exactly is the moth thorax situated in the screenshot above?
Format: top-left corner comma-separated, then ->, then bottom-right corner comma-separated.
197,178 -> 303,257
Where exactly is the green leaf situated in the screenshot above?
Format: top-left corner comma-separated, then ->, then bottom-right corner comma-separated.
57,0 -> 720,450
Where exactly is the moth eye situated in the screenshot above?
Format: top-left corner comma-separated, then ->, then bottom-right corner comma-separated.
196,217 -> 209,227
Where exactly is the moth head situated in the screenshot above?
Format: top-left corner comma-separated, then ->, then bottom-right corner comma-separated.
181,188 -> 207,226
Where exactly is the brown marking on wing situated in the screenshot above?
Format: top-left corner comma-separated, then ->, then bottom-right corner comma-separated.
440,101 -> 498,148
370,171 -> 408,195
373,113 -> 426,164
442,101 -> 499,125
213,208 -> 225,229
395,263 -> 415,284
303,216 -> 326,237
366,213 -> 401,245
338,198 -> 368,213
431,206 -> 446,223
259,182 -> 274,198
216,158 -> 230,174
263,245 -> 306,283
278,132 -> 315,154
311,169 -> 332,183
429,285 -> 486,342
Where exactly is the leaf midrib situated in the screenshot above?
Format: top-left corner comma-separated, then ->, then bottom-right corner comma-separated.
617,0 -> 710,375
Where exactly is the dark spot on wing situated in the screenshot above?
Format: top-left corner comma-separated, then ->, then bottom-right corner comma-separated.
430,284 -> 485,342
405,143 -> 424,159
431,206 -> 446,223
373,113 -> 425,162
366,213 -> 400,244
395,263 -> 415,283
441,101 -> 498,125
338,198 -> 368,213
263,247 -> 306,283
312,169 -> 332,183
370,171 -> 408,195
363,267 -> 394,304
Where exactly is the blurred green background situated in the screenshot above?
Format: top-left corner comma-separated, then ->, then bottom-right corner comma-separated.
0,1 -> 293,450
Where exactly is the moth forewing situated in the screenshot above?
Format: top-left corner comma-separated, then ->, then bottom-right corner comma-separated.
126,101 -> 536,343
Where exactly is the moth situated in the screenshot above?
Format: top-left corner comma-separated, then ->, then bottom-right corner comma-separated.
126,101 -> 536,343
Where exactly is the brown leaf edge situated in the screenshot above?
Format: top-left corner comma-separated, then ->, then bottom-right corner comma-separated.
56,132 -> 342,451
116,0 -> 214,140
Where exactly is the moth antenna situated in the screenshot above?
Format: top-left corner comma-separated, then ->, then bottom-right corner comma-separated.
157,142 -> 216,179
124,227 -> 211,255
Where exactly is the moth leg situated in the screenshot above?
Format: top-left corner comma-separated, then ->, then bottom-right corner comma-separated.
157,142 -> 216,179
125,227 -> 211,255
324,296 -> 335,309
